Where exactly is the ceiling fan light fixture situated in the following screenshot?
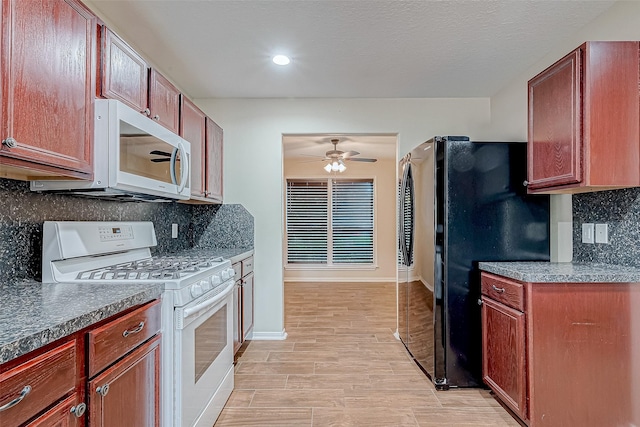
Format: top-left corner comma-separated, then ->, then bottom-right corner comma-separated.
337,161 -> 346,173
324,163 -> 332,172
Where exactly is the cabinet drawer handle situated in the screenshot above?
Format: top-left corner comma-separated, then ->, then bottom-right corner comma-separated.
2,137 -> 17,149
122,321 -> 145,337
96,384 -> 110,397
523,180 -> 529,187
70,402 -> 87,417
152,115 -> 160,121
0,385 -> 31,412
141,108 -> 151,116
492,285 -> 505,293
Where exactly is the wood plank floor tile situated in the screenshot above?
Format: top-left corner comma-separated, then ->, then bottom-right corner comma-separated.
314,361 -> 394,375
312,408 -> 419,426
234,374 -> 287,390
343,389 -> 441,408
286,374 -> 371,390
432,388 -> 503,408
412,407 -> 521,426
223,390 -> 254,408
215,408 -> 312,426
250,389 -> 345,408
266,350 -> 339,362
235,361 -> 315,375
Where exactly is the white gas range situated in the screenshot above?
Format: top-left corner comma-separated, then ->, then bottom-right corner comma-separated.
42,221 -> 235,427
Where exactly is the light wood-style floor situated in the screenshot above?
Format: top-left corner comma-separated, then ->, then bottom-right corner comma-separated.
215,282 -> 521,426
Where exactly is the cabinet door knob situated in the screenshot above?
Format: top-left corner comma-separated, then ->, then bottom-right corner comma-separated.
96,384 -> 110,397
70,402 -> 87,417
0,385 -> 31,412
2,137 -> 18,149
152,115 -> 160,121
141,108 -> 151,116
523,180 -> 529,187
477,298 -> 483,306
492,285 -> 506,293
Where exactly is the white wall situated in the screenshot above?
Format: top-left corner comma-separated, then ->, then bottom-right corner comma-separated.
488,1 -> 640,262
283,158 -> 397,282
195,98 -> 491,335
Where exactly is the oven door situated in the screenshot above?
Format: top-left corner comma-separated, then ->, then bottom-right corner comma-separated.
174,281 -> 234,427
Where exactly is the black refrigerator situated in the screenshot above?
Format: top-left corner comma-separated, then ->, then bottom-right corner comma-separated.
397,136 -> 550,389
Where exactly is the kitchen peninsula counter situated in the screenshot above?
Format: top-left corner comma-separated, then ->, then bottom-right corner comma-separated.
0,280 -> 162,365
479,261 -> 640,283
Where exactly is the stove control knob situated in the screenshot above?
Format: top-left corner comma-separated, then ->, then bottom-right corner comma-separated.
221,270 -> 230,280
191,283 -> 203,298
200,279 -> 211,292
211,275 -> 222,286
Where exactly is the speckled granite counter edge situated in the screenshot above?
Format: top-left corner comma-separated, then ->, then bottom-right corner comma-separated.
0,285 -> 162,365
479,261 -> 640,283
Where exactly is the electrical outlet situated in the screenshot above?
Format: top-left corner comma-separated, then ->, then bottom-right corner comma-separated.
595,223 -> 609,244
171,223 -> 178,239
581,223 -> 594,244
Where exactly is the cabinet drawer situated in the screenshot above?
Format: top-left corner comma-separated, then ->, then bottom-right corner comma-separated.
0,340 -> 77,427
233,262 -> 242,282
242,256 -> 254,276
87,299 -> 161,377
481,273 -> 524,311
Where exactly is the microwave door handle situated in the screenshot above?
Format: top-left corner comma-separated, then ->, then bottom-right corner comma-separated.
177,142 -> 189,193
170,148 -> 178,185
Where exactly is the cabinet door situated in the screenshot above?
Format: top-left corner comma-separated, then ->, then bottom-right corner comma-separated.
88,335 -> 160,427
180,96 -> 206,198
242,272 -> 254,339
148,69 -> 180,134
233,281 -> 242,354
481,296 -> 526,420
527,48 -> 582,190
1,0 -> 95,178
205,117 -> 223,202
26,394 -> 84,427
100,26 -> 148,114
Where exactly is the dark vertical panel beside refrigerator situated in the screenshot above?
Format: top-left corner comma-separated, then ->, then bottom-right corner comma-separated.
398,136 -> 550,389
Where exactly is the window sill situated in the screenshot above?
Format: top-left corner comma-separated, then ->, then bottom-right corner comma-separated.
285,264 -> 378,271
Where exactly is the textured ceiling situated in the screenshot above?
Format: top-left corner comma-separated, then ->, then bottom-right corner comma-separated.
282,134 -> 397,160
89,0 -> 615,99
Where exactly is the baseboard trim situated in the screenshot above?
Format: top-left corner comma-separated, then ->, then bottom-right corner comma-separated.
250,329 -> 288,340
284,277 -> 396,283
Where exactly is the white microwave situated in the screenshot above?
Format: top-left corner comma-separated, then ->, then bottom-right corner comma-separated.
31,99 -> 191,201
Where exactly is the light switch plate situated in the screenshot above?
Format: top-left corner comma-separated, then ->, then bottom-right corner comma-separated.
582,223 -> 594,244
595,223 -> 609,244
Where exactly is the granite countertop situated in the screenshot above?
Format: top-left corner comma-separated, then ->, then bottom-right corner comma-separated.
0,280 -> 162,365
479,261 -> 640,283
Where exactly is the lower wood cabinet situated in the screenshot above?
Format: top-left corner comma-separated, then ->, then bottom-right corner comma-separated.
481,272 -> 640,427
232,253 -> 255,355
0,299 -> 161,427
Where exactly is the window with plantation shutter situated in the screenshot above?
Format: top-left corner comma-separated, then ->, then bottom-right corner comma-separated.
286,180 -> 328,264
286,178 -> 375,266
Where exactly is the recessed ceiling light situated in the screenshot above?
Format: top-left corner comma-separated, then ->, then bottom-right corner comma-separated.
272,55 -> 291,66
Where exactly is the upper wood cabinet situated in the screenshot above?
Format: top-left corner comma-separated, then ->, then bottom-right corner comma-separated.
206,117 -> 224,202
180,96 -> 206,198
99,26 -> 180,134
527,41 -> 640,193
0,0 -> 96,181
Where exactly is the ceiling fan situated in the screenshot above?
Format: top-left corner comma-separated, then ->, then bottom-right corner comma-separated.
314,138 -> 377,173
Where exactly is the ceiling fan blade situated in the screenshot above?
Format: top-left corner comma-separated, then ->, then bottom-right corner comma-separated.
341,150 -> 360,159
348,157 -> 377,163
149,150 -> 172,157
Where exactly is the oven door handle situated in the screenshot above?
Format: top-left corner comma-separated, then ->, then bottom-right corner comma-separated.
182,281 -> 234,319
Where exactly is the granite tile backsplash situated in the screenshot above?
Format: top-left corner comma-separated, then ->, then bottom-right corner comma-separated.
573,187 -> 640,267
0,178 -> 254,283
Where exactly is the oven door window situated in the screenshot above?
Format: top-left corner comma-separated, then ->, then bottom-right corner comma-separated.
194,305 -> 227,382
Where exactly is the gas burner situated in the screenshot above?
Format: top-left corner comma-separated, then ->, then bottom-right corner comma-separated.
75,255 -> 226,281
